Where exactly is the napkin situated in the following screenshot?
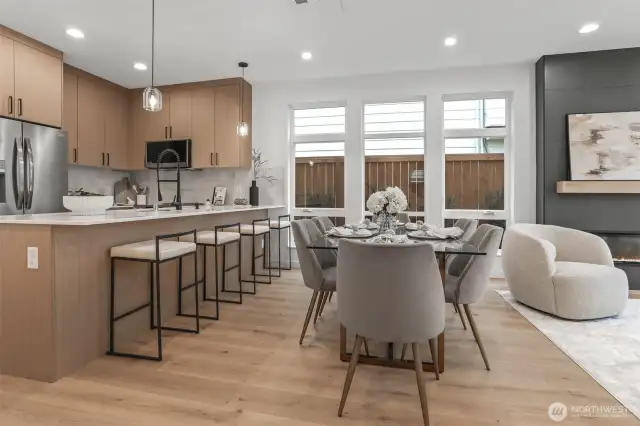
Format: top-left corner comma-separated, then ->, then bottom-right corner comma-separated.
409,226 -> 463,239
327,226 -> 354,236
366,234 -> 411,244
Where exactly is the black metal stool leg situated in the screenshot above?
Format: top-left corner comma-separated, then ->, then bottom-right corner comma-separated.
155,260 -> 163,361
109,257 -> 115,353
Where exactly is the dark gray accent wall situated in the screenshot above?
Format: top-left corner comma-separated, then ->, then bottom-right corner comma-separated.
536,48 -> 640,231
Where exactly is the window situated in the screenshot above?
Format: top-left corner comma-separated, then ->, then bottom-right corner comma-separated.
443,96 -> 509,224
363,100 -> 425,216
291,104 -> 346,221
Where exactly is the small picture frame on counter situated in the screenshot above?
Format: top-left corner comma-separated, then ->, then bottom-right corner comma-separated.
213,187 -> 227,206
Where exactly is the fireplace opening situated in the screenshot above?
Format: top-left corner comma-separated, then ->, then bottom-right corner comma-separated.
589,231 -> 640,290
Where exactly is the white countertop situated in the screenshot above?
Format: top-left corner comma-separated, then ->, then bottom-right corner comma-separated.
0,205 -> 285,226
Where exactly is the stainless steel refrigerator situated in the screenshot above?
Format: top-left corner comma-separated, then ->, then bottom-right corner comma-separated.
0,118 -> 68,215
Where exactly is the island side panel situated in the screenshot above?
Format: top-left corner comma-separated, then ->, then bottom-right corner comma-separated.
52,209 -> 269,380
0,225 -> 56,382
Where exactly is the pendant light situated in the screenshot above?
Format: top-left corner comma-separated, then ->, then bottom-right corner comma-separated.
237,62 -> 249,137
143,0 -> 162,111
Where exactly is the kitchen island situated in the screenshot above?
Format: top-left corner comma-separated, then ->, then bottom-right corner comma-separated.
0,205 -> 285,382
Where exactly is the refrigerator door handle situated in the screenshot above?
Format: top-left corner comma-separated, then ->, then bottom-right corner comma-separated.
12,137 -> 24,211
24,138 -> 34,210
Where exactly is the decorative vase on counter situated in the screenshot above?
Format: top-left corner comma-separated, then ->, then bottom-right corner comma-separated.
249,180 -> 259,206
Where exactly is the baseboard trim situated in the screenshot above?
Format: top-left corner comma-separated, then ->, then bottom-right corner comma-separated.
630,290 -> 640,299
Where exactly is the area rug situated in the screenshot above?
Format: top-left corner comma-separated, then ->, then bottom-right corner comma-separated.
495,289 -> 640,419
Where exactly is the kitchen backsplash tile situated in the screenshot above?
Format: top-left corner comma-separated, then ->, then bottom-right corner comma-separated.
68,165 -> 129,195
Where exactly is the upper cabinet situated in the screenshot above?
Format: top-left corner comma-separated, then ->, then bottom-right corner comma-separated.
213,79 -> 252,169
64,66 -> 129,169
0,26 -> 63,128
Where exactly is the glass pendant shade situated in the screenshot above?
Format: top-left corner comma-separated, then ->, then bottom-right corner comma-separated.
237,121 -> 249,137
143,86 -> 162,112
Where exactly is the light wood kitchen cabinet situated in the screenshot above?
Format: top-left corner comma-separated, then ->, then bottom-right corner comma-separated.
0,27 -> 63,127
128,90 -> 149,170
168,88 -> 192,139
105,88 -> 129,170
77,76 -> 105,167
213,81 -> 251,168
63,71 -> 78,164
0,35 -> 14,117
13,41 -> 62,128
190,87 -> 215,169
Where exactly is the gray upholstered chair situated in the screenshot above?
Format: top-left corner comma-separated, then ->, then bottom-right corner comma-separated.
445,224 -> 503,370
454,218 -> 478,241
397,212 -> 411,223
291,219 -> 337,344
311,216 -> 335,234
336,239 -> 445,426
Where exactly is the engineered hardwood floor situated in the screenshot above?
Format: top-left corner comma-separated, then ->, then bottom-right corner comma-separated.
0,271 -> 637,425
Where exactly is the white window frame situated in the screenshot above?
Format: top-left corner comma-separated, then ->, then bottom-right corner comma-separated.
362,96 -> 427,220
442,92 -> 511,224
289,101 -> 347,222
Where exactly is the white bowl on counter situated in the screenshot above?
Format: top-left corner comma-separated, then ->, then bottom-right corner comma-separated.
63,196 -> 114,216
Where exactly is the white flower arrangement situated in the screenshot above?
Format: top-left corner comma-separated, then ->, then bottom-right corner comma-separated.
366,186 -> 408,215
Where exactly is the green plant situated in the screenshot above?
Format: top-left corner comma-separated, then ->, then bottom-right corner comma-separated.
484,188 -> 504,210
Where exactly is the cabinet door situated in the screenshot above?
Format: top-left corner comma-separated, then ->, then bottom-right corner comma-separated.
105,88 -> 129,170
239,80 -> 252,169
213,85 -> 240,167
77,77 -> 105,167
128,90 -> 148,170
0,35 -> 14,117
190,87 -> 215,169
145,93 -> 170,141
63,71 -> 78,164
168,88 -> 191,139
13,41 -> 62,128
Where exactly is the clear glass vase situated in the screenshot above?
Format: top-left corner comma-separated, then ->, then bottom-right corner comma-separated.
376,212 -> 397,233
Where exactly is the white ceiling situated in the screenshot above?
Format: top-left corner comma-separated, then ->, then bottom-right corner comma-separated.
1,0 -> 639,88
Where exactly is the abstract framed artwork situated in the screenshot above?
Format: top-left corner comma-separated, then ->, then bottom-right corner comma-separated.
568,111 -> 640,180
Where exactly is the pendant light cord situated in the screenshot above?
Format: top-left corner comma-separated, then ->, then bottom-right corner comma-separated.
240,66 -> 244,122
151,0 -> 155,88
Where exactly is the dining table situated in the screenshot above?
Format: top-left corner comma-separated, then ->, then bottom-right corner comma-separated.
306,225 -> 487,374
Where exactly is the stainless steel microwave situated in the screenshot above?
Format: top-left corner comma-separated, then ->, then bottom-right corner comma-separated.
145,139 -> 192,169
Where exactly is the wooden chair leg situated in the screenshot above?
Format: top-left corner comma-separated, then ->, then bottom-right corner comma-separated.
338,335 -> 364,417
464,304 -> 490,370
318,291 -> 329,317
412,343 -> 431,426
363,338 -> 370,356
453,303 -> 458,313
428,338 -> 440,380
455,303 -> 467,330
329,291 -> 334,302
299,291 -> 319,345
401,343 -> 408,361
313,291 -> 325,324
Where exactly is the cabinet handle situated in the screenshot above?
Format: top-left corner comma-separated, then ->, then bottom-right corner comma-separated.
169,126 -> 172,139
102,152 -> 105,166
8,96 -> 12,115
73,148 -> 77,163
17,98 -> 22,116
216,153 -> 219,166
107,153 -> 110,166
210,153 -> 213,166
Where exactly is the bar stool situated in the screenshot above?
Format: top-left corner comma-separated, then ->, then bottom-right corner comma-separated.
240,217 -> 274,292
107,230 -> 199,362
179,223 -> 243,320
264,214 -> 292,278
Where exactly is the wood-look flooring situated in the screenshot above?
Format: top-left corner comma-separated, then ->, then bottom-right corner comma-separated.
0,271 -> 637,425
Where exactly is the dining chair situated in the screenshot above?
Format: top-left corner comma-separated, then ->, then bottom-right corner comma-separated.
311,216 -> 335,234
454,218 -> 478,241
397,212 -> 411,223
337,239 -> 445,426
291,219 -> 337,344
444,224 -> 503,370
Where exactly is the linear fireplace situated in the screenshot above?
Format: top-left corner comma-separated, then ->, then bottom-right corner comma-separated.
590,231 -> 640,291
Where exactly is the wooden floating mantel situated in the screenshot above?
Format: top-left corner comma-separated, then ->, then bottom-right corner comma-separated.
557,181 -> 640,194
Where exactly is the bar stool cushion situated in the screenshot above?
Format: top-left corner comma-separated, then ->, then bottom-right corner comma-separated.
111,240 -> 196,261
180,231 -> 240,246
240,224 -> 270,235
269,220 -> 291,229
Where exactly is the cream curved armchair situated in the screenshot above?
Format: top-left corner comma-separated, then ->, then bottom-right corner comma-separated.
502,224 -> 628,320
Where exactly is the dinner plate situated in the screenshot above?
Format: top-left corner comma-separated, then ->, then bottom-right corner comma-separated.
408,231 -> 450,240
328,230 -> 377,238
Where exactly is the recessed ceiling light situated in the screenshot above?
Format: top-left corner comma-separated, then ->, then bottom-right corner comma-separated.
133,62 -> 148,71
579,23 -> 599,34
65,28 -> 85,39
301,51 -> 313,61
444,37 -> 457,47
